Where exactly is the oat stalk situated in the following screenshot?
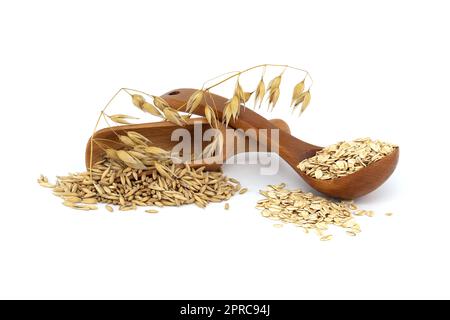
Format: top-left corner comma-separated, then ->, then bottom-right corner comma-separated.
89,64 -> 313,171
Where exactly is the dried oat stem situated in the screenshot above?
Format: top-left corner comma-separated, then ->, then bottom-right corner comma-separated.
90,88 -> 127,175
89,64 -> 313,173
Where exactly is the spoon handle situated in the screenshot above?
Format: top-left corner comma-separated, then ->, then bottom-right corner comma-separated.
161,88 -> 321,169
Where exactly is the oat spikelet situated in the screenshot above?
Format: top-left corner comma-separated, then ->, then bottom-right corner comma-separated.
127,150 -> 147,160
202,131 -> 224,159
230,95 -> 240,119
132,94 -> 163,118
267,75 -> 282,110
204,104 -> 217,128
154,162 -> 171,178
290,80 -> 305,107
254,78 -> 266,109
186,90 -> 204,113
235,81 -> 245,103
223,104 -> 232,126
223,95 -> 240,126
119,135 -> 137,147
145,146 -> 170,156
163,107 -> 184,126
267,75 -> 282,92
268,88 -> 280,110
141,102 -> 163,117
152,96 -> 171,110
201,134 -> 222,159
300,91 -> 311,114
127,131 -> 151,145
131,95 -> 145,108
109,114 -> 139,125
243,92 -> 253,103
116,150 -> 147,169
105,148 -> 119,160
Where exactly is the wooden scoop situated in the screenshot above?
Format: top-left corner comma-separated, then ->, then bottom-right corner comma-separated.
86,118 -> 290,173
157,88 -> 400,199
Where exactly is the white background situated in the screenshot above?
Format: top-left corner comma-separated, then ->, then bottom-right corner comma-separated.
0,0 -> 449,300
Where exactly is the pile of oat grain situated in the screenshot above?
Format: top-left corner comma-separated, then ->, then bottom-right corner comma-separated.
38,159 -> 241,212
256,184 -> 380,240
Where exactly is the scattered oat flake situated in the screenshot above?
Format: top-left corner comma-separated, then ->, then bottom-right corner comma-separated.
105,205 -> 114,212
256,183 -> 383,240
224,203 -> 230,210
320,235 -> 333,241
385,212 -> 393,216
145,209 -> 159,214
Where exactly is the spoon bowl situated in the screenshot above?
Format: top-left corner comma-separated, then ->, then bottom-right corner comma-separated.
298,148 -> 399,199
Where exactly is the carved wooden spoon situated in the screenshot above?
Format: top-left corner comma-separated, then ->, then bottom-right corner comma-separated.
158,88 -> 399,199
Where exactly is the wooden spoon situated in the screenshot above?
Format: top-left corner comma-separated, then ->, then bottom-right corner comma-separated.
158,88 -> 399,199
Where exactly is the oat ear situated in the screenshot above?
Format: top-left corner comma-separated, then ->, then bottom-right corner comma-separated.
186,90 -> 204,113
